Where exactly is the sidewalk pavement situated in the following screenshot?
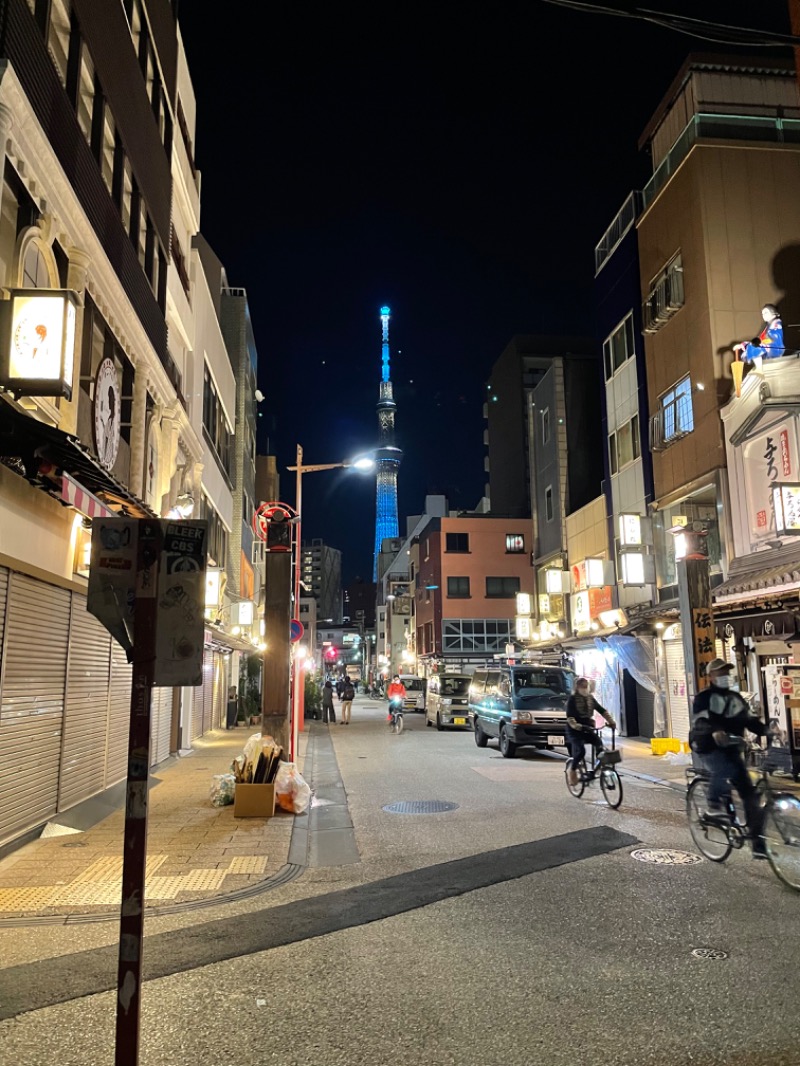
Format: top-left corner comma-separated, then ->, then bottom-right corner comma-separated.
0,726 -> 300,921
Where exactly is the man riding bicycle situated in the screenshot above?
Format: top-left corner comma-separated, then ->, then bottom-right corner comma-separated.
690,658 -> 768,860
565,677 -> 616,786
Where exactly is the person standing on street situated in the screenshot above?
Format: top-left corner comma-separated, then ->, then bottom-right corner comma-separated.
321,680 -> 336,725
340,677 -> 355,725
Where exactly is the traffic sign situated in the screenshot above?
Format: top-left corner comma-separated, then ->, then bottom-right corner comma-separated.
290,619 -> 305,643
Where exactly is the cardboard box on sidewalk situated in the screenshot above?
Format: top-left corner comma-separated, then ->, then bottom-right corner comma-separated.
234,783 -> 276,819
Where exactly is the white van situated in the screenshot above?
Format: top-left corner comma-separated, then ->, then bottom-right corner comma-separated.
425,674 -> 471,730
397,675 -> 427,712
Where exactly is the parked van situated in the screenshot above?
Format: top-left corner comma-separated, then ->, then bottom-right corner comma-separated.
468,665 -> 575,757
425,674 -> 472,731
397,675 -> 427,712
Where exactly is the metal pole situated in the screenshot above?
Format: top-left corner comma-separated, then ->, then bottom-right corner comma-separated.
115,520 -> 162,1066
292,444 -> 303,759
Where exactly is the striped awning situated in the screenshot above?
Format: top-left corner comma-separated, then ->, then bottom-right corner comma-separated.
61,471 -> 115,520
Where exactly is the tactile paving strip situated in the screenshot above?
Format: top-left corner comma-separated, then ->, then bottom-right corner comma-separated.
227,856 -> 267,875
0,887 -> 55,909
54,883 -> 122,905
144,877 -> 183,901
178,869 -> 226,892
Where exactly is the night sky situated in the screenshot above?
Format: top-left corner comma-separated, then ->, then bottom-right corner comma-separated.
179,2 -> 791,583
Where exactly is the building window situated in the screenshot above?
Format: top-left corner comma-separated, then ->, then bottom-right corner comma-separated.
203,365 -> 233,479
643,253 -> 684,334
76,43 -> 95,146
47,0 -> 71,87
609,432 -> 618,476
541,407 -> 550,444
100,106 -> 115,196
603,314 -> 635,380
199,495 -> 228,569
486,576 -> 521,598
121,157 -> 133,236
443,618 -> 513,653
445,532 -> 469,553
505,534 -> 525,553
545,486 -> 554,522
447,576 -> 470,598
662,376 -> 693,442
609,414 -> 641,475
22,242 -> 51,288
123,0 -> 142,58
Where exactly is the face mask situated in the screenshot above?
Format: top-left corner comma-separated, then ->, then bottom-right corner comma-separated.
714,675 -> 731,689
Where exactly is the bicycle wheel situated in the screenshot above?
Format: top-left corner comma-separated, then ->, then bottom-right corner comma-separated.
600,768 -> 623,809
395,714 -> 404,735
686,777 -> 732,862
763,795 -> 800,891
565,759 -> 585,798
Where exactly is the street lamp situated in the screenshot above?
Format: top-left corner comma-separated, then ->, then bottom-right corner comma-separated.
285,444 -> 375,757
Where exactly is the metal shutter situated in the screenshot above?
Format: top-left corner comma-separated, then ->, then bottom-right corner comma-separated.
0,567 -> 8,656
0,573 -> 71,846
106,639 -> 132,784
203,652 -> 214,735
213,656 -> 225,729
664,639 -> 690,740
58,596 -> 112,811
150,687 -> 172,766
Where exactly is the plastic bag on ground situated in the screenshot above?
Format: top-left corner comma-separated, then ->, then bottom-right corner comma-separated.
274,761 -> 312,814
210,773 -> 236,807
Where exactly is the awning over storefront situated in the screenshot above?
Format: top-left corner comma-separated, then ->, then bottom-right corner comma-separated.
0,391 -> 154,518
714,608 -> 800,643
204,626 -> 260,655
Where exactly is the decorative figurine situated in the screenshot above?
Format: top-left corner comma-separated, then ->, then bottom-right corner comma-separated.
734,304 -> 785,363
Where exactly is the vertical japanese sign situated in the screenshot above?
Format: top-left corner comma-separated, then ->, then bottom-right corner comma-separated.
692,608 -> 715,690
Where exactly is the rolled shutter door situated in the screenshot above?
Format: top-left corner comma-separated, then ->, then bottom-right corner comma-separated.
106,640 -> 132,784
58,596 -> 112,811
664,639 -> 690,740
0,567 -> 8,653
213,657 -> 225,728
150,688 -> 172,766
190,684 -> 203,741
203,653 -> 214,735
0,573 -> 70,847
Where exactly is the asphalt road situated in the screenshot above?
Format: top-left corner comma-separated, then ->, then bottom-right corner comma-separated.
1,698 -> 798,1066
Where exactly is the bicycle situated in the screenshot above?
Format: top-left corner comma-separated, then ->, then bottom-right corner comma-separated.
368,686 -> 385,701
564,727 -> 623,809
387,699 -> 404,735
685,738 -> 800,891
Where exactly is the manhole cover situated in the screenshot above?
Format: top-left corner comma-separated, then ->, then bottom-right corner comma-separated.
61,841 -> 88,848
382,800 -> 459,815
630,848 -> 703,865
691,947 -> 729,960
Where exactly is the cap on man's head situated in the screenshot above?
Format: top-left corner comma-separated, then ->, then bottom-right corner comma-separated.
705,658 -> 734,676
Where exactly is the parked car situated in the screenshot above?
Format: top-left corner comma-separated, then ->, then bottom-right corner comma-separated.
425,674 -> 472,731
398,674 -> 427,712
468,665 -> 575,758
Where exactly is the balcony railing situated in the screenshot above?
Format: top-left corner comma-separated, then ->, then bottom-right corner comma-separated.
594,191 -> 642,275
642,113 -> 800,210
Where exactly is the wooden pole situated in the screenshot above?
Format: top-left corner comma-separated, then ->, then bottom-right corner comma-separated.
262,550 -> 292,751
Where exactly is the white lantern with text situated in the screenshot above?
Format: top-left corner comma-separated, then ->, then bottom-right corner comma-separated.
0,290 -> 78,400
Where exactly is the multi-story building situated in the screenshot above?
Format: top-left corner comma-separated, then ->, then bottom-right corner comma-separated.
413,514 -> 535,675
301,538 -> 342,624
0,0 -> 204,850
636,54 -> 800,740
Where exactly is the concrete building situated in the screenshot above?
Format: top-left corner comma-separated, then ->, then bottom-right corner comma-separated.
301,538 -> 342,624
636,54 -> 800,740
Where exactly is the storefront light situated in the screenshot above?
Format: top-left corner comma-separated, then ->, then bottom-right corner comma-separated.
0,289 -> 79,400
619,513 -> 642,546
516,592 -> 532,616
546,569 -> 569,595
620,551 -> 645,586
598,608 -> 627,629
515,616 -> 532,640
772,484 -> 800,536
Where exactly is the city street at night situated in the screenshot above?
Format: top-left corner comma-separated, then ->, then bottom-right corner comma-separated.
0,698 -> 798,1066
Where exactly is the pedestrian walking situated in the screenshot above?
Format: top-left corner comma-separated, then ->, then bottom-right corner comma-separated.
321,680 -> 336,724
336,677 -> 345,700
340,678 -> 355,724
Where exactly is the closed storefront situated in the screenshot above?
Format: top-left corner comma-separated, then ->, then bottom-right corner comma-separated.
663,627 -> 690,740
150,687 -> 173,767
203,651 -> 214,735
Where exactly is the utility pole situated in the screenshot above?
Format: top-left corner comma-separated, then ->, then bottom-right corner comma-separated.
790,0 -> 800,86
262,523 -> 292,751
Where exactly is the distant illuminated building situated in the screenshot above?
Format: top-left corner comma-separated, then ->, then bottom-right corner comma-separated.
372,306 -> 402,580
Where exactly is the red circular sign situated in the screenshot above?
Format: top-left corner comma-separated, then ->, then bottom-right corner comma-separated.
253,501 -> 297,542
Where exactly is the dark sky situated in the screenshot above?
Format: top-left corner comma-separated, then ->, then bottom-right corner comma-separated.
179,1 -> 791,583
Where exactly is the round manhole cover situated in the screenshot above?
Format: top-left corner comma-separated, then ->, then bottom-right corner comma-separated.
383,800 -> 459,815
691,947 -> 729,960
630,848 -> 703,866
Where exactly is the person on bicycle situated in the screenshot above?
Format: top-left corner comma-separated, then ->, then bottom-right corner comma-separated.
690,658 -> 768,858
386,675 -> 406,723
566,677 -> 616,786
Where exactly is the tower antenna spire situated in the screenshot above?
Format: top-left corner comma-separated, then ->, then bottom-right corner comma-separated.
372,305 -> 402,580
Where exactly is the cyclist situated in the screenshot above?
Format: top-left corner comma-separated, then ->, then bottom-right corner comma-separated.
386,674 -> 406,726
566,677 -> 616,786
690,658 -> 767,859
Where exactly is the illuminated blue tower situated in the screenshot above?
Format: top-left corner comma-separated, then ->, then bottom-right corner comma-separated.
372,306 -> 402,580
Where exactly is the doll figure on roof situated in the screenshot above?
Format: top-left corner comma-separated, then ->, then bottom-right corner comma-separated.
734,304 -> 785,364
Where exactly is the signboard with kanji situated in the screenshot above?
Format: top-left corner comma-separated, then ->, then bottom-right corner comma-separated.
692,608 -> 715,689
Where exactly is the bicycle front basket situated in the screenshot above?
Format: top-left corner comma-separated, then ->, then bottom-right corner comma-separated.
598,749 -> 621,767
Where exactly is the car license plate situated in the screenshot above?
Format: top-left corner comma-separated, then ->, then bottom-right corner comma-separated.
547,735 -> 563,746
453,717 -> 466,726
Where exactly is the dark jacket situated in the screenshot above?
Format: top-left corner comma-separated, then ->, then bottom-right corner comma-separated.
342,682 -> 355,701
566,692 -> 612,732
321,685 -> 334,709
690,683 -> 764,754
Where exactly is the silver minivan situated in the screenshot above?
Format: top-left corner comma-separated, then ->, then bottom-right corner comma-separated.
425,674 -> 472,730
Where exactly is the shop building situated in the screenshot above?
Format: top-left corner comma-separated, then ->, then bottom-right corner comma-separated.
636,54 -> 800,740
414,514 -> 534,676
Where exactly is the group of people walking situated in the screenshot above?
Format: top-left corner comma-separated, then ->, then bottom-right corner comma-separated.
320,676 -> 356,725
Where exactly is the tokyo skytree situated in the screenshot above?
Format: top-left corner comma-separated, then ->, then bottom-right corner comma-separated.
372,306 -> 402,580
